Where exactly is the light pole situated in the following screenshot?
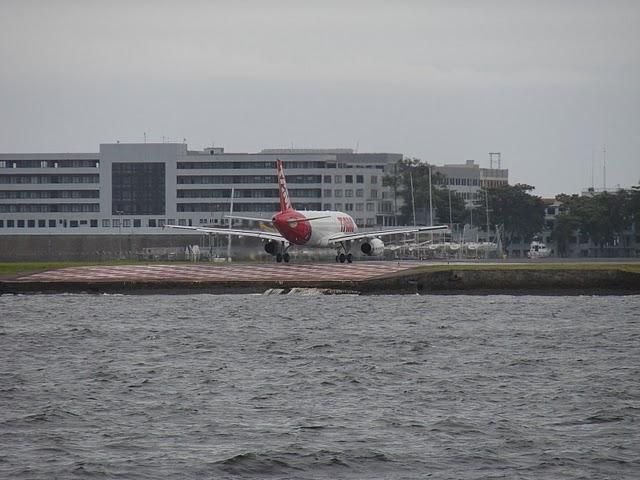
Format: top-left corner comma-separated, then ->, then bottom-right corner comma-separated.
116,210 -> 124,259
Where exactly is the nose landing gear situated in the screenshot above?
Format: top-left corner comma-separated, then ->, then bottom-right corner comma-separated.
275,242 -> 291,263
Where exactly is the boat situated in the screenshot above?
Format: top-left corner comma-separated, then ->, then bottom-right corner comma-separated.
527,240 -> 551,258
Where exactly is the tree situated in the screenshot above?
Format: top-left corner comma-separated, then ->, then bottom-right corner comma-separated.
485,184 -> 545,247
383,158 -> 467,225
554,189 -> 637,253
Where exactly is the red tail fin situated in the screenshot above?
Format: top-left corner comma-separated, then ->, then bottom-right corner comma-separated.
276,159 -> 293,212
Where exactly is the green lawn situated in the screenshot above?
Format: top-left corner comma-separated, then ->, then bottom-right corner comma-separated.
410,262 -> 640,274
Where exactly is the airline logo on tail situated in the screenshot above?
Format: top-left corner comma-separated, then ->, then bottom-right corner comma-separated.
276,159 -> 292,212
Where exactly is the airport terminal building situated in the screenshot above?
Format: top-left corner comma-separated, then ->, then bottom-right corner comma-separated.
0,143 -> 404,237
0,142 -> 511,260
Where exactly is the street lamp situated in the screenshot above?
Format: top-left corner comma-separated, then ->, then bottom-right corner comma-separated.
116,210 -> 124,259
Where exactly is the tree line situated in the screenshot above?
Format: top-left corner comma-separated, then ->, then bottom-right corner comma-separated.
384,158 -> 640,252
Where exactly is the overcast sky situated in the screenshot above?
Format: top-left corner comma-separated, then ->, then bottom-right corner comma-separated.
1,0 -> 638,196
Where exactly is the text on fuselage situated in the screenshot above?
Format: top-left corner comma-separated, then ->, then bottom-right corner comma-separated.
338,216 -> 356,232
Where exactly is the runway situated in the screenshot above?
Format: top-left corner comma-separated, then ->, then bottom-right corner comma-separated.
5,261 -> 637,295
16,262 -> 416,284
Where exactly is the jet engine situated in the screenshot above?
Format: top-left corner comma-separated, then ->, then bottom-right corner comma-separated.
264,240 -> 278,256
360,238 -> 384,256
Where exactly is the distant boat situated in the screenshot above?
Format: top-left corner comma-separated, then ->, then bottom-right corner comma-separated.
528,241 -> 551,258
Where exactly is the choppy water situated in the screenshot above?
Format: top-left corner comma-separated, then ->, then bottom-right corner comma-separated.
1,293 -> 639,479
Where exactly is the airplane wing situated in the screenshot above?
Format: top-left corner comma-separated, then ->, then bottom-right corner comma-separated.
164,224 -> 285,242
225,214 -> 274,224
224,214 -> 331,223
326,225 -> 449,243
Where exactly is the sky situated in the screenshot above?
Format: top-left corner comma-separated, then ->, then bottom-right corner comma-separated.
1,0 -> 638,197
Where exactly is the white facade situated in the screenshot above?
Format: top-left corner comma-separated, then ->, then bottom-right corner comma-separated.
434,159 -> 509,206
0,143 -> 402,235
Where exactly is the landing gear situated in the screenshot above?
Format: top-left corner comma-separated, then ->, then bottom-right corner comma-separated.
336,242 -> 354,264
274,241 -> 291,264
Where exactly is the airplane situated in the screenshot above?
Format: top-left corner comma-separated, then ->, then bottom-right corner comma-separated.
165,159 -> 448,263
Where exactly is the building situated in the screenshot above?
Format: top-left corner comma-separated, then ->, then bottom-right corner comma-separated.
433,159 -> 509,206
0,143 -> 402,240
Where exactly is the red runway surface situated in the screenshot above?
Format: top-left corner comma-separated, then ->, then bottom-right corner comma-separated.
17,262 -> 416,283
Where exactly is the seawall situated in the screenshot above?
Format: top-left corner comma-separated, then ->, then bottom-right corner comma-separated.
360,267 -> 640,294
1,263 -> 639,295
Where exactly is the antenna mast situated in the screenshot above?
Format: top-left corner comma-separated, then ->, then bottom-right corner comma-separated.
603,146 -> 607,192
489,152 -> 501,169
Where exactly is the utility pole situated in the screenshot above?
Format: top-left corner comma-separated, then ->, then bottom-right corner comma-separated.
428,165 -> 434,242
410,172 -> 417,227
448,187 -> 453,226
227,187 -> 234,262
485,188 -> 490,258
428,165 -> 433,227
603,146 -> 607,192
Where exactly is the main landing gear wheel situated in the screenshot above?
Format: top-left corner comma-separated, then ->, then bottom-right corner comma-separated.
276,253 -> 283,263
283,253 -> 290,263
347,253 -> 353,263
339,253 -> 346,263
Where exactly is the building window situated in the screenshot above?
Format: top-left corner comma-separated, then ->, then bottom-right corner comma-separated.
356,189 -> 363,197
371,189 -> 377,199
123,219 -> 132,228
345,189 -> 353,197
371,175 -> 378,184
366,203 -> 375,212
323,204 -> 331,210
323,175 -> 332,183
0,220 -> 4,227
356,203 -> 364,211
102,219 -> 110,227
112,162 -> 165,215
133,219 -> 141,228
335,189 -> 343,197
38,219 -> 46,227
7,220 -> 15,227
335,203 -> 343,211
356,175 -> 364,183
334,175 -> 342,183
49,219 -> 56,227
323,189 -> 332,197
90,219 -> 98,227
17,220 -> 25,228
70,220 -> 79,228
345,175 -> 353,183
345,203 -> 354,211
112,219 -> 121,228
149,219 -> 157,227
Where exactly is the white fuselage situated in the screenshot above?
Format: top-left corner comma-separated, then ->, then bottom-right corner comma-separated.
273,210 -> 358,247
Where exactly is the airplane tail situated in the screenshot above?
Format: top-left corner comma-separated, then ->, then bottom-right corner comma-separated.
276,159 -> 293,212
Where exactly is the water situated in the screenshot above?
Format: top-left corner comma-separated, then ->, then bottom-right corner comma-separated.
1,293 -> 639,479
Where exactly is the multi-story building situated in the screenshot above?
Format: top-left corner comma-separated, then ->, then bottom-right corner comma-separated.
433,159 -> 509,206
0,143 -> 402,238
